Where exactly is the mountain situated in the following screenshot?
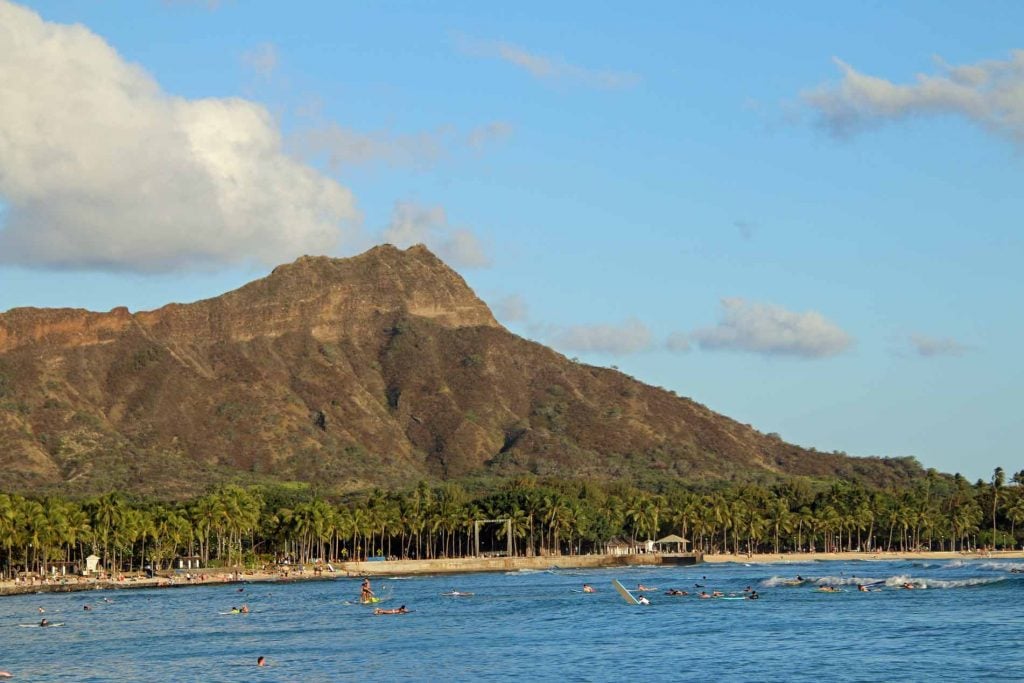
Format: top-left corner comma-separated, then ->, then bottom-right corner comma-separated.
0,244 -> 921,497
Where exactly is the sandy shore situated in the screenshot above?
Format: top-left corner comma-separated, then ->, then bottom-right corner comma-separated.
0,568 -> 339,597
4,550 -> 1021,596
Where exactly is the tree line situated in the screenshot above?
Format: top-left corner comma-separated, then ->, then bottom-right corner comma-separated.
1,467 -> 1022,578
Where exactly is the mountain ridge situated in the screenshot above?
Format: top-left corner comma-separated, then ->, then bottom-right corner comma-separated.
0,244 -> 922,497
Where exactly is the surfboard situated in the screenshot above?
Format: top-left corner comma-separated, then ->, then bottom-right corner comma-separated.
612,579 -> 640,605
19,623 -> 64,628
440,591 -> 474,597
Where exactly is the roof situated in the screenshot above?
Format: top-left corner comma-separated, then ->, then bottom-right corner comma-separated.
655,534 -> 689,544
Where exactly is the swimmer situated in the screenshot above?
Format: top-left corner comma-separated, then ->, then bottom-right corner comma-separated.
374,605 -> 409,615
698,591 -> 711,599
858,585 -> 869,592
83,605 -> 91,610
0,670 -> 12,678
257,656 -> 266,667
747,590 -> 760,600
39,618 -> 49,627
582,584 -> 596,593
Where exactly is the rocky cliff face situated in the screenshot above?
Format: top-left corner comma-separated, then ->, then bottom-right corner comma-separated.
0,244 -> 921,497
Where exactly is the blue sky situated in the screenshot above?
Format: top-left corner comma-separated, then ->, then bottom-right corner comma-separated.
1,1 -> 1021,481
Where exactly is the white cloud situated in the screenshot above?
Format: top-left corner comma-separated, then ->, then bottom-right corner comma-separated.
241,42 -> 278,80
493,294 -> 528,323
665,332 -> 691,353
381,201 -> 490,269
692,298 -> 852,358
461,36 -> 639,90
549,318 -> 652,355
467,121 -> 515,150
290,120 -> 512,170
909,334 -> 968,357
0,1 -> 357,272
803,51 -> 1024,142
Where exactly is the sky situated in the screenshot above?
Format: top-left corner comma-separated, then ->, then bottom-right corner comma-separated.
1,1 -> 1022,482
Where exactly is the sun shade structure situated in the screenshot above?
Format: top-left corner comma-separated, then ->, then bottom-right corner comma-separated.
655,534 -> 689,552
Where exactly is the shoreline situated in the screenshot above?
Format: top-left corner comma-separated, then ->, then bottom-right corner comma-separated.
3,550 -> 1021,597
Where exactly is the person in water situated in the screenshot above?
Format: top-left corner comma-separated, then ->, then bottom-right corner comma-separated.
747,590 -> 759,600
637,583 -> 655,591
665,588 -> 687,596
698,591 -> 711,599
39,618 -> 49,627
858,584 -> 869,592
257,656 -> 266,667
637,596 -> 651,605
361,577 -> 375,602
582,584 -> 596,593
374,605 -> 409,615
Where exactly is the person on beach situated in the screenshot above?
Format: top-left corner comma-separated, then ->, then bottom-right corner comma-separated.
582,584 -> 596,593
257,656 -> 266,667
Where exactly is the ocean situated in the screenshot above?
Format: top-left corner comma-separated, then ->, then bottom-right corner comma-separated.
1,559 -> 1022,682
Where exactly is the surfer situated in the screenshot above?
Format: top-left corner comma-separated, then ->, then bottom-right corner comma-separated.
902,583 -> 915,590
637,583 -> 655,591
698,591 -> 711,599
637,596 -> 651,605
858,584 -> 869,592
665,588 -> 687,596
747,590 -> 759,600
361,577 -> 375,603
374,605 -> 409,615
582,584 -> 595,593
39,618 -> 49,627
0,669 -> 12,678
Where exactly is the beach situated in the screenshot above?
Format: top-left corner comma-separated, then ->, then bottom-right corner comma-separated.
6,548 -> 1021,597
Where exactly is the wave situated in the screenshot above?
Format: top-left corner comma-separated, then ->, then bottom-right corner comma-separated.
803,573 -> 1005,590
762,576 -> 814,587
976,561 -> 1024,572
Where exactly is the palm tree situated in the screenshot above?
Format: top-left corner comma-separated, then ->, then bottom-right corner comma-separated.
992,467 -> 1005,548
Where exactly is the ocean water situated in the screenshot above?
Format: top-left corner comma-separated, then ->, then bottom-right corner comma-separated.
1,559 -> 1022,682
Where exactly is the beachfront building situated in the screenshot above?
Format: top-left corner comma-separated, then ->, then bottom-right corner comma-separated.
604,538 -> 642,556
85,554 -> 101,574
43,560 -> 81,576
175,555 -> 203,570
